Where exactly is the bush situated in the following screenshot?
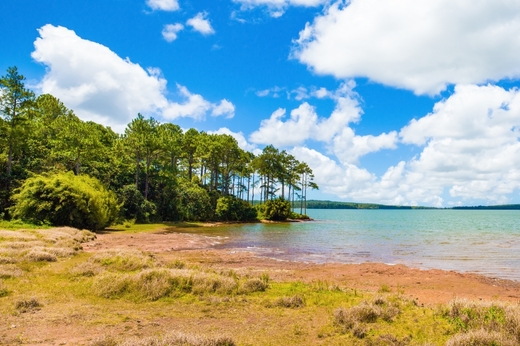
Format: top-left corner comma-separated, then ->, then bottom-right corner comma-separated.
177,180 -> 213,221
215,196 -> 257,222
262,197 -> 291,221
117,185 -> 157,223
11,172 -> 119,231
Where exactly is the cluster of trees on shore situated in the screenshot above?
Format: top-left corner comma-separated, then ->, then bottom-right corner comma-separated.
0,67 -> 318,229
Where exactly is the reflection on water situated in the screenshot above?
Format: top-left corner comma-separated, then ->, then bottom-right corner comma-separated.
180,210 -> 520,281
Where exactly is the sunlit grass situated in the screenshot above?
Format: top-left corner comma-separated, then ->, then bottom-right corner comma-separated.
0,219 -> 51,230
104,221 -> 206,234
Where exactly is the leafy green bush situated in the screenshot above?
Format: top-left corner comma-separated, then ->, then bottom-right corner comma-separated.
177,180 -> 212,221
118,185 -> 157,223
262,197 -> 291,221
215,196 -> 257,221
11,172 -> 118,230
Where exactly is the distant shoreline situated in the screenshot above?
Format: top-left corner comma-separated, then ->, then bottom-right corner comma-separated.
295,200 -> 520,210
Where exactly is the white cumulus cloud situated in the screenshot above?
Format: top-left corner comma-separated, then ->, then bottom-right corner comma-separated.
146,0 -> 179,11
293,0 -> 520,95
31,25 -> 234,132
162,23 -> 184,42
250,83 -> 396,163
291,84 -> 520,207
186,12 -> 215,35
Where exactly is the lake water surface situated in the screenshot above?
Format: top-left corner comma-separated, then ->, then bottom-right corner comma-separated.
188,210 -> 520,281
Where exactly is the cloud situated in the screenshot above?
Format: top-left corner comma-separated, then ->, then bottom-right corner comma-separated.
290,84 -> 520,207
31,25 -> 234,132
233,0 -> 328,17
163,85 -> 235,120
250,83 -> 395,162
162,23 -> 184,42
399,84 -> 520,202
186,12 -> 215,35
292,0 -> 520,95
146,0 -> 179,11
211,99 -> 235,118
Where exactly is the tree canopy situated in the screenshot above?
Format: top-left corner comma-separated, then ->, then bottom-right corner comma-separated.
0,66 -> 318,225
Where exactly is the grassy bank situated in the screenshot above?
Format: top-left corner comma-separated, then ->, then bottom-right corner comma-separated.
1,225 -> 519,345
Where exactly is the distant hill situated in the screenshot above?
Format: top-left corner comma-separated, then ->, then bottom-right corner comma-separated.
293,200 -> 434,210
452,204 -> 520,210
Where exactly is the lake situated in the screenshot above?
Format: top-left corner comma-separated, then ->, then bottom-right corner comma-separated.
189,209 -> 520,281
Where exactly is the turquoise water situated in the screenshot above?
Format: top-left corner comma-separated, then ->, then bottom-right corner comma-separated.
194,210 -> 520,281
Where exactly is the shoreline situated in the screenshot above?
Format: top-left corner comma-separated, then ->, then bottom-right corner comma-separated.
85,228 -> 520,306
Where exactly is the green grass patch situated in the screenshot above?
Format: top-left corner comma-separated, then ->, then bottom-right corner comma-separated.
103,221 -> 206,234
0,219 -> 51,230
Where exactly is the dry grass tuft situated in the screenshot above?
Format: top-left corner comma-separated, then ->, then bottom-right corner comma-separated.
0,279 -> 8,297
0,264 -> 23,278
92,250 -> 155,272
0,240 -> 46,249
15,297 -> 42,313
0,230 -> 37,240
446,329 -> 517,346
71,261 -> 103,277
239,277 -> 268,293
92,272 -> 132,299
134,268 -> 176,301
270,295 -> 305,308
26,249 -> 57,262
334,296 -> 401,335
192,273 -> 238,295
443,298 -> 520,344
97,332 -> 236,346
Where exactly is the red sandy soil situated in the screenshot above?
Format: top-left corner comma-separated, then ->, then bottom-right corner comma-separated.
84,228 -> 520,306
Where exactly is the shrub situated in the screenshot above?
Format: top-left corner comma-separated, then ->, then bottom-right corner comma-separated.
117,185 -> 157,223
11,172 -> 119,231
177,180 -> 213,221
215,196 -> 257,222
262,197 -> 291,221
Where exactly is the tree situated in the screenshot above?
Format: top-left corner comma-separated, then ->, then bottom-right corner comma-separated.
124,114 -> 160,200
11,172 -> 119,230
0,67 -> 35,177
262,197 -> 291,221
215,196 -> 257,221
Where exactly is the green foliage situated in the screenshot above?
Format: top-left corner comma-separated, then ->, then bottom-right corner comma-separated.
215,196 -> 257,222
0,67 -> 317,224
262,197 -> 291,221
11,172 -> 119,230
118,184 -> 157,223
177,180 -> 213,221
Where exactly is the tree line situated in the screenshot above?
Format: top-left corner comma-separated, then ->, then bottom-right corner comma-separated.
0,66 -> 318,227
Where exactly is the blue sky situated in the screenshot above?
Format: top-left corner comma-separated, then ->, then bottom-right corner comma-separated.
2,0 -> 520,207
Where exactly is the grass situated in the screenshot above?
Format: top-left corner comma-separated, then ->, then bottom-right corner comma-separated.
1,225 -> 520,345
104,222 -> 207,234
